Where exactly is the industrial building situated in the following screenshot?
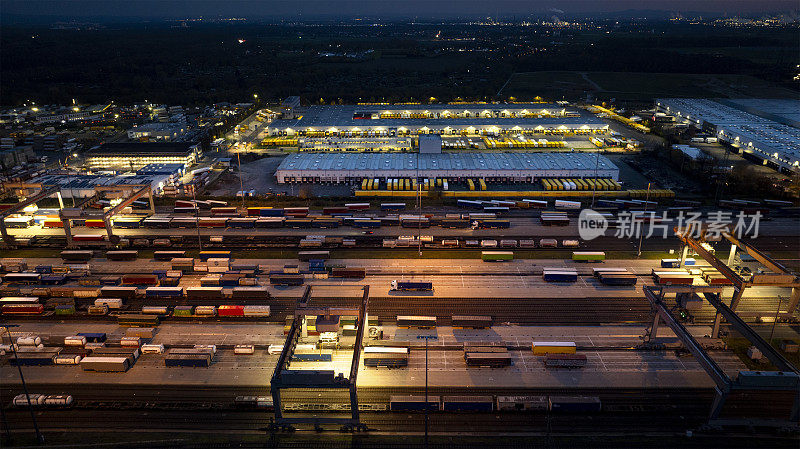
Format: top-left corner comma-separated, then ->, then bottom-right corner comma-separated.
85,142 -> 200,171
267,103 -> 608,138
23,171 -> 175,199
656,98 -> 800,173
274,152 -> 619,184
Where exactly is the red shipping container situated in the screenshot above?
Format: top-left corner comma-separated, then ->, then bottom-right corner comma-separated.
2,304 -> 44,315
218,305 -> 245,317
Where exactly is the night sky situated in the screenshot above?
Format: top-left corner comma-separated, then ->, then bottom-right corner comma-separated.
2,0 -> 797,21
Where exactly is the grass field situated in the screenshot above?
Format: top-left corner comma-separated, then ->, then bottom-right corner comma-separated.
502,71 -> 798,101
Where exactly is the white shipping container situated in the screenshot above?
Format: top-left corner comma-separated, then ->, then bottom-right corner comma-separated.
64,336 -> 87,347
141,344 -> 165,354
54,354 -> 82,365
95,298 -> 123,309
120,337 -> 141,347
234,344 -> 255,355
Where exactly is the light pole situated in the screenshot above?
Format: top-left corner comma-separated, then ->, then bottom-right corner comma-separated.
637,182 -> 651,258
417,334 -> 438,449
769,296 -> 783,346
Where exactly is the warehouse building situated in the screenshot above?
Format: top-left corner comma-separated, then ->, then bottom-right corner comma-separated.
85,142 -> 201,171
267,104 -> 608,137
656,98 -> 800,173
25,172 -> 174,199
275,152 -> 619,184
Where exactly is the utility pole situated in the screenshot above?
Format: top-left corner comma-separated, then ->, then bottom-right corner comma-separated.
2,326 -> 44,444
237,151 -> 245,209
769,296 -> 783,346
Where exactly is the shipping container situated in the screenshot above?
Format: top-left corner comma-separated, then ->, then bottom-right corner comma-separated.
533,342 -> 577,355
442,396 -> 494,412
389,395 -> 440,411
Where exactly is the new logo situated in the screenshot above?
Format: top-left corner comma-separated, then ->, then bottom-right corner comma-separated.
578,209 -> 608,241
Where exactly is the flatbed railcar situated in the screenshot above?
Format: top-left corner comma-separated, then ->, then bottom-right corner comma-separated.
117,314 -> 160,327
329,268 -> 366,278
451,315 -> 492,329
396,315 -> 436,329
270,274 -> 304,286
106,250 -> 138,261
364,352 -> 409,368
464,352 -> 512,367
545,354 -> 587,368
153,250 -> 186,261
298,251 -> 330,261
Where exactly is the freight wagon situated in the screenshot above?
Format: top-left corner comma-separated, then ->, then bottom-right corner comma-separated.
153,250 -> 186,261
270,275 -> 304,286
496,396 -> 549,411
330,268 -> 366,278
145,286 -> 185,299
396,315 -> 436,328
442,396 -> 494,412
4,216 -> 34,228
389,395 -> 440,411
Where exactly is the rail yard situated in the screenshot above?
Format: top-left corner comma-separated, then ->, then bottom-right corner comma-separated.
1,191 -> 799,446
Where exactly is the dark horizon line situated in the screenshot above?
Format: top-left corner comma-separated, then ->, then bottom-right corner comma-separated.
2,9 -> 799,26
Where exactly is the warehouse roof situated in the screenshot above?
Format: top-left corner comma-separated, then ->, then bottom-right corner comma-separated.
276,152 -> 618,172
656,98 -> 800,169
271,104 -> 605,130
87,142 -> 198,156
